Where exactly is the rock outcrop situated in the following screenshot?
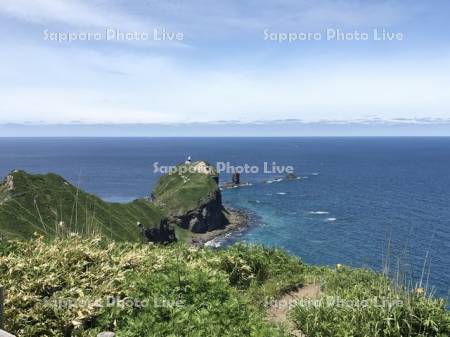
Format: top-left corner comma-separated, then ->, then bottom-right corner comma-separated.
138,218 -> 177,244
152,161 -> 229,234
0,172 -> 15,206
167,188 -> 229,233
286,173 -> 298,180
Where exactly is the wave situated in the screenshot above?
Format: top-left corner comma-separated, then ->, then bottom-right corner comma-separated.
325,217 -> 337,221
248,199 -> 263,204
265,178 -> 283,184
276,192 -> 287,195
204,238 -> 223,248
205,218 -> 255,248
308,211 -> 329,215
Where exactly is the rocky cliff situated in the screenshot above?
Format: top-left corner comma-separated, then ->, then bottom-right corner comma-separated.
166,188 -> 229,233
152,161 -> 229,233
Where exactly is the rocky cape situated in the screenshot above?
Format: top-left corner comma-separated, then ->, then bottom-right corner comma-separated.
0,162 -> 243,245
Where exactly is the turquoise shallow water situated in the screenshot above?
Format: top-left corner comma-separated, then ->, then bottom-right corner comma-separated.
0,137 -> 449,299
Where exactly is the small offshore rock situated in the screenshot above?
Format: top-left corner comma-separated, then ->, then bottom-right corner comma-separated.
286,173 -> 298,180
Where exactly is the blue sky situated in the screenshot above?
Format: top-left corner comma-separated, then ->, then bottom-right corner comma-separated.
0,0 -> 449,132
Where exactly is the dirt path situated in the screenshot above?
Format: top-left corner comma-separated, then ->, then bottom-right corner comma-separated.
267,284 -> 322,337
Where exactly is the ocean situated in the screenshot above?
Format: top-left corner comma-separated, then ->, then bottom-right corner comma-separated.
0,137 -> 449,300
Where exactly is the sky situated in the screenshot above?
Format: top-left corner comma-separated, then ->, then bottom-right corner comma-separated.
0,0 -> 449,135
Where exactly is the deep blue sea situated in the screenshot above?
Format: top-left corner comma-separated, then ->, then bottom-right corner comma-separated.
0,138 -> 449,300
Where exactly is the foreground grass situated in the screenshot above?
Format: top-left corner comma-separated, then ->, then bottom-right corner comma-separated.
0,236 -> 448,337
291,267 -> 450,337
0,236 -> 300,336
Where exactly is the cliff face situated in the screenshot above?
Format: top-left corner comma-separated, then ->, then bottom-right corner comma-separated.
167,188 -> 229,233
139,218 -> 177,244
153,161 -> 229,233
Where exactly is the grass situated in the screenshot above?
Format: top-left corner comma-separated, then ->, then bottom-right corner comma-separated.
0,166 -> 221,242
153,163 -> 219,216
0,237 -> 296,337
1,169 -> 449,336
0,170 -> 162,241
0,237 -> 448,337
291,266 -> 450,337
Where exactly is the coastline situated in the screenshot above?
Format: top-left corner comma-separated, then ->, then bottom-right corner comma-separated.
188,208 -> 250,247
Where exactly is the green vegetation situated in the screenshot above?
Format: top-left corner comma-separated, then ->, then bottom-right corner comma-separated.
153,162 -> 218,215
0,170 -> 162,241
0,168 -> 449,337
292,267 -> 450,337
0,237 -> 299,336
0,165 -> 221,241
0,237 -> 448,337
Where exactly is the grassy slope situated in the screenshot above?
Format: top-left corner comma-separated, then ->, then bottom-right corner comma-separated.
0,238 -> 448,337
0,165 -> 219,242
0,170 -> 162,241
291,267 -> 450,337
153,163 -> 218,216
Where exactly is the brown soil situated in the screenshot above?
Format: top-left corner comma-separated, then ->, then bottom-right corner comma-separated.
267,284 -> 322,337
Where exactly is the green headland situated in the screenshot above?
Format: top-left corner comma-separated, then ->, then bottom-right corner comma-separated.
0,161 -> 229,243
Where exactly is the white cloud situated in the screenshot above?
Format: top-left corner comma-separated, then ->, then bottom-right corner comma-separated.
0,0 -> 145,30
0,0 -> 447,125
0,43 -> 449,124
126,0 -> 417,34
0,0 -> 417,35
276,0 -> 412,28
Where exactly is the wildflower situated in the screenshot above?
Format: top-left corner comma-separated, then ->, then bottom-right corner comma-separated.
415,287 -> 425,295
